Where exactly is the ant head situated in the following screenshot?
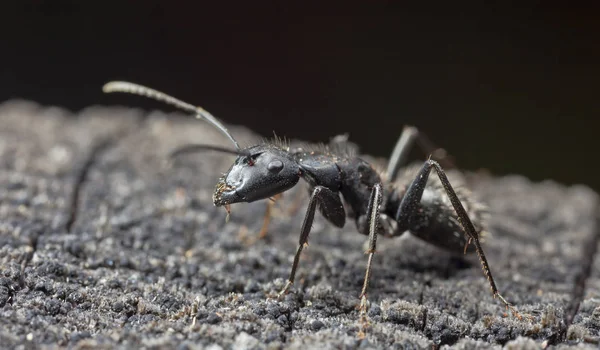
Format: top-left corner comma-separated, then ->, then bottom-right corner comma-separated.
213,145 -> 301,206
101,81 -> 301,206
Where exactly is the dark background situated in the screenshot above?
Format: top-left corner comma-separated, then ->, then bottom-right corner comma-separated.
2,2 -> 599,191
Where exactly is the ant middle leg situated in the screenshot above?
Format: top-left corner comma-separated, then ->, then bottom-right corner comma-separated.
386,126 -> 456,182
358,183 -> 384,321
258,193 -> 282,239
238,194 -> 283,245
283,186 -> 307,217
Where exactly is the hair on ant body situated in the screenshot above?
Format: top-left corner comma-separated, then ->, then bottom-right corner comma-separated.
102,81 -> 524,325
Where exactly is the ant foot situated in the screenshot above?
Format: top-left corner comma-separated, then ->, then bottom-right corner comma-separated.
277,280 -> 293,300
358,294 -> 371,337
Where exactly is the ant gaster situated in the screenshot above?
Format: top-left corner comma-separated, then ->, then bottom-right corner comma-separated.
102,81 -> 523,320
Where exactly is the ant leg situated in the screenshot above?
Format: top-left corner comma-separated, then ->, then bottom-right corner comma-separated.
329,133 -> 361,154
258,193 -> 282,239
358,183 -> 383,317
285,187 -> 306,217
386,126 -> 419,181
395,159 -> 523,319
259,197 -> 275,239
240,194 -> 283,244
278,186 -> 345,297
386,126 -> 456,182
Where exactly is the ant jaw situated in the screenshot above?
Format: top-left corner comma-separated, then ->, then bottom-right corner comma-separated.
213,179 -> 241,207
213,190 -> 239,207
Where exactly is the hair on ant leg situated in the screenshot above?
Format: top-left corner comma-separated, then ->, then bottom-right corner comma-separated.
103,81 -> 528,332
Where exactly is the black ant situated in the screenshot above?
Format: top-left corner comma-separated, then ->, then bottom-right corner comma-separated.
102,81 -> 523,323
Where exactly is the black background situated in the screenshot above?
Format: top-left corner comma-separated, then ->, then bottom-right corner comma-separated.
2,2 -> 599,191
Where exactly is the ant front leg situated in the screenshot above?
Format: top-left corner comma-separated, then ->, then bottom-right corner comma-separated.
278,186 -> 345,298
358,183 -> 384,319
396,158 -> 523,319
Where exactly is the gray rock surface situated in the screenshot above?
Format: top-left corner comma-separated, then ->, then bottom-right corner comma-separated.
0,100 -> 598,349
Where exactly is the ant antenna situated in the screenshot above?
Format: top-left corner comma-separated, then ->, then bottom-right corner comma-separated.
102,81 -> 241,150
169,144 -> 248,159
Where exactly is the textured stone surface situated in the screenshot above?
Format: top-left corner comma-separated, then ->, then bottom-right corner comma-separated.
0,100 -> 598,349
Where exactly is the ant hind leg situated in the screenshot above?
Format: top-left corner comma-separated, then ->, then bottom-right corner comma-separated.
395,159 -> 526,320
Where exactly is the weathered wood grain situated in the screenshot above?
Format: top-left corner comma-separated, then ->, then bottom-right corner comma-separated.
0,100 -> 598,349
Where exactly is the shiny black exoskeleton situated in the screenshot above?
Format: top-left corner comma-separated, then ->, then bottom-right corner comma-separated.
102,81 -> 522,321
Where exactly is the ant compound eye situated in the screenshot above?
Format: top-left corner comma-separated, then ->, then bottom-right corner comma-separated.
246,155 -> 258,166
245,152 -> 263,166
267,160 -> 284,173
